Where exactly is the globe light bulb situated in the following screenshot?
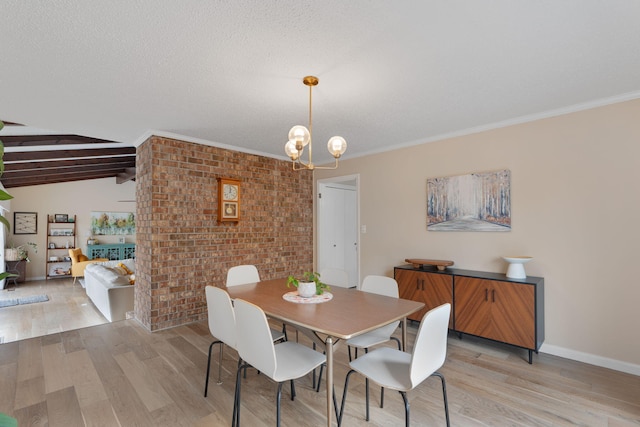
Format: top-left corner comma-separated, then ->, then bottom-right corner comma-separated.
284,140 -> 300,160
288,125 -> 310,149
327,136 -> 347,158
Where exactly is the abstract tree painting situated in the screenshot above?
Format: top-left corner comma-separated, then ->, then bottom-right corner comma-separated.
427,169 -> 511,231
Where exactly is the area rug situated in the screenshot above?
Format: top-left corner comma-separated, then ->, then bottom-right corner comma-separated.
0,294 -> 49,308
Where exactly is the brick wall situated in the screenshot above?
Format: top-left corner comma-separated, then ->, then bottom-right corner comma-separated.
135,136 -> 313,331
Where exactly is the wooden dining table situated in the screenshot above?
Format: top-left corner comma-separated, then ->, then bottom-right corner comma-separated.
226,278 -> 425,427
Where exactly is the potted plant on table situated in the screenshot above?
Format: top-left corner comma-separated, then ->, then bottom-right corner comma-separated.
287,271 -> 330,297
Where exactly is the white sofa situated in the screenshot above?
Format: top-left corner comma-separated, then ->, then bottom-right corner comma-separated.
85,259 -> 135,322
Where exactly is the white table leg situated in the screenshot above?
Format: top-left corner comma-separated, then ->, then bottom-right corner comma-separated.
325,336 -> 334,426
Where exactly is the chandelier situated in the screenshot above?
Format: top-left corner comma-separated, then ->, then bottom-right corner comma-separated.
284,76 -> 347,170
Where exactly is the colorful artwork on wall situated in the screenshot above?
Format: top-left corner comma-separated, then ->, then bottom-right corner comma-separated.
90,211 -> 135,235
427,169 -> 511,231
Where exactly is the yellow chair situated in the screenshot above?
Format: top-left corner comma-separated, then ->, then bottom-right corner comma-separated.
69,248 -> 108,283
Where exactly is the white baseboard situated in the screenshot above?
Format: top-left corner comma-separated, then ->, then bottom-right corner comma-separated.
540,343 -> 640,376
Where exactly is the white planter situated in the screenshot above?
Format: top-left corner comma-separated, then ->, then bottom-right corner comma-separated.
297,281 -> 316,298
5,248 -> 21,261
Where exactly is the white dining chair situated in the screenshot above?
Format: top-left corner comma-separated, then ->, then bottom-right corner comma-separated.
226,264 -> 286,343
347,275 -> 401,358
226,264 -> 260,287
232,299 -> 336,427
338,303 -> 452,427
320,267 -> 351,288
314,275 -> 402,393
204,286 -> 238,396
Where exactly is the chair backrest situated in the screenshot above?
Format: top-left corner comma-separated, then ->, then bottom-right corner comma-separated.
205,286 -> 237,349
234,298 -> 277,378
226,265 -> 260,287
410,303 -> 451,388
320,268 -> 350,288
360,275 -> 399,298
69,248 -> 88,263
360,275 -> 400,331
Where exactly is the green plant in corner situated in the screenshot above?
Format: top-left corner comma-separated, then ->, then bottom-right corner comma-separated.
287,271 -> 330,295
0,120 -> 17,281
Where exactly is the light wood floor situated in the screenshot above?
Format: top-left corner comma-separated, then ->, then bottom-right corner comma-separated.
0,278 -> 108,344
0,314 -> 638,426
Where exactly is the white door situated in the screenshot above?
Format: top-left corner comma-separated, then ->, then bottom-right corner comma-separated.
318,177 -> 359,288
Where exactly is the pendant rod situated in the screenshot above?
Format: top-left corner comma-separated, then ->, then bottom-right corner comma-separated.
307,77 -> 315,167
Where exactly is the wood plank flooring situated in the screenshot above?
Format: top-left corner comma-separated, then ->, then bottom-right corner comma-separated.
0,316 -> 638,426
0,278 -> 108,344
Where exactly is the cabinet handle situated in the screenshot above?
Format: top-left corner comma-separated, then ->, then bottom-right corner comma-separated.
421,279 -> 425,291
416,279 -> 420,290
492,289 -> 496,303
485,289 -> 488,301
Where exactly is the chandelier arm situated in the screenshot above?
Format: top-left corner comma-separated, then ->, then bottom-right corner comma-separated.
291,159 -> 314,171
311,159 -> 339,170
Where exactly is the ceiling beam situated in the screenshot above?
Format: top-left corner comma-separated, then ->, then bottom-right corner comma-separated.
3,147 -> 135,162
116,167 -> 137,184
1,134 -> 128,146
1,174 -> 122,188
3,157 -> 135,172
0,130 -> 137,188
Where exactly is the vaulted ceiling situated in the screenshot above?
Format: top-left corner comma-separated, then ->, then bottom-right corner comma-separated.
1,1 -> 639,188
0,122 -> 135,188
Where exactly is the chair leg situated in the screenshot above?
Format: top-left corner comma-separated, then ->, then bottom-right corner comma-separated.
365,377 -> 370,421
315,363 -> 324,392
276,382 -> 284,427
400,391 -> 409,427
314,346 -> 328,393
290,379 -> 296,400
312,343 -> 317,390
217,343 -> 225,385
432,371 -> 451,427
392,336 -> 401,350
379,338 -> 401,408
232,363 -> 245,427
339,369 -> 357,427
333,386 -> 340,422
204,340 -> 221,397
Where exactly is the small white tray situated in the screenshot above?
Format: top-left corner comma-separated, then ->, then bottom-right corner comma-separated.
283,291 -> 333,304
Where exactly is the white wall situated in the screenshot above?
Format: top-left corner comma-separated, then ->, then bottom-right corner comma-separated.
6,178 -> 135,280
314,98 -> 640,375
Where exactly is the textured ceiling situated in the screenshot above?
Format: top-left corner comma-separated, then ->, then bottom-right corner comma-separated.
1,1 -> 639,167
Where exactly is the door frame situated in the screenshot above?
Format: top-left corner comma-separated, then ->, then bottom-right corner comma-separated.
316,174 -> 360,288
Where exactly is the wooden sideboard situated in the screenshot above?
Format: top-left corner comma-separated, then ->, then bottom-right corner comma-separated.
87,243 -> 136,261
394,264 -> 544,363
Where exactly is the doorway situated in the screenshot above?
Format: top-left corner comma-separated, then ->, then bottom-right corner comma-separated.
317,175 -> 359,288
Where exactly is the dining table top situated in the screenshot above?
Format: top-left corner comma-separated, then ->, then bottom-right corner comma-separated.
225,277 -> 425,340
